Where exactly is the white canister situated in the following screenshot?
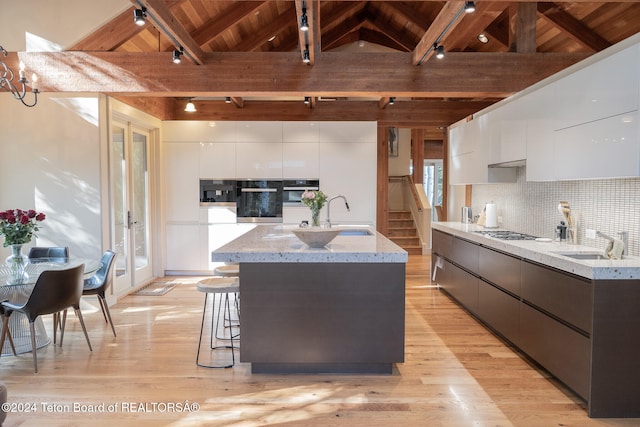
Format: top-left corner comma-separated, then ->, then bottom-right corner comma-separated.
485,202 -> 498,228
461,206 -> 472,223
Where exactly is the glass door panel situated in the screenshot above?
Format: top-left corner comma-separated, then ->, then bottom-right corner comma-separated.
111,125 -> 129,281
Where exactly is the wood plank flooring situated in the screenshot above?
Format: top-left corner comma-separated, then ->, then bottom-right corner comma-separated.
1,255 -> 639,426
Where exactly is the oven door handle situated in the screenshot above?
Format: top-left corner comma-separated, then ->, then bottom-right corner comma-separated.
283,187 -> 319,191
240,188 -> 278,193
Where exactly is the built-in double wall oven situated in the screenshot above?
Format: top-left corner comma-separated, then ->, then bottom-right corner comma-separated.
282,179 -> 320,206
236,180 -> 284,223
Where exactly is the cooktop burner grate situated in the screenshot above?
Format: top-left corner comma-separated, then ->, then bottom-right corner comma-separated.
474,230 -> 538,240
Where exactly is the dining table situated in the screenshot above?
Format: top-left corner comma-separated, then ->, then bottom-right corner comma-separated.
0,257 -> 102,356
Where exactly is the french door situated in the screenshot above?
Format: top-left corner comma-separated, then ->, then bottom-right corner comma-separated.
111,122 -> 153,294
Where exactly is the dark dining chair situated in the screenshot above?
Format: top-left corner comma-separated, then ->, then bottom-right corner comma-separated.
27,246 -> 70,343
0,264 -> 92,373
81,250 -> 117,337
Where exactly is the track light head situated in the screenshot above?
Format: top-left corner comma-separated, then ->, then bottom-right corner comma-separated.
225,97 -> 232,104
172,49 -> 183,64
435,45 -> 445,59
184,99 -> 196,112
464,1 -> 476,13
304,96 -> 311,105
302,49 -> 310,64
300,13 -> 309,32
389,97 -> 395,105
134,8 -> 147,26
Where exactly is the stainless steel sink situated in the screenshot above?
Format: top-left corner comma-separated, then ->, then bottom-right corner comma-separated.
553,251 -> 606,260
338,229 -> 373,236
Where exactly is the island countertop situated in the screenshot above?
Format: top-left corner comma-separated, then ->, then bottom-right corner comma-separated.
211,224 -> 408,263
432,222 -> 640,280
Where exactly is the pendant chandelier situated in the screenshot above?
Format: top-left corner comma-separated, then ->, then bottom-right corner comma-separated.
0,45 -> 39,107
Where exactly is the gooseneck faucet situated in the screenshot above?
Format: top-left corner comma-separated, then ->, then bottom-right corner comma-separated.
326,195 -> 350,228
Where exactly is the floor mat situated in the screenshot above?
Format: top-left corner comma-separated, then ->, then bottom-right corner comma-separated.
132,281 -> 180,296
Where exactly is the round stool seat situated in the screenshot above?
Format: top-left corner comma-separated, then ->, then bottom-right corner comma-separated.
197,277 -> 239,294
213,265 -> 240,277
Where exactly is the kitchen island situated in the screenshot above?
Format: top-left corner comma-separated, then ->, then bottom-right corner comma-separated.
212,224 -> 408,374
432,222 -> 640,418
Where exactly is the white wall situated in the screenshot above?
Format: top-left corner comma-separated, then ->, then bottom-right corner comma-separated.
0,93 -> 103,259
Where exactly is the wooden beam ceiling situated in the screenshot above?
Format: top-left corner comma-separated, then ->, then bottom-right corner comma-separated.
12,51 -> 589,97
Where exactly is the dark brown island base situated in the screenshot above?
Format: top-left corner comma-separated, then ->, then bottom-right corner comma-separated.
432,222 -> 640,418
211,224 -> 408,375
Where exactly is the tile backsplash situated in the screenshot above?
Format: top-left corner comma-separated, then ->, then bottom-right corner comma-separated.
472,167 -> 640,257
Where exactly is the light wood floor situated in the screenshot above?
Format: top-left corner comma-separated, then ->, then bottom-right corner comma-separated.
1,255 -> 638,426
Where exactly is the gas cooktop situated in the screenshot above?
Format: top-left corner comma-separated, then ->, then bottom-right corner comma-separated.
474,230 -> 538,240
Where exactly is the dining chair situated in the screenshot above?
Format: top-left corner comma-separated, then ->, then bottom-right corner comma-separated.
0,264 -> 92,373
81,250 -> 117,337
27,246 -> 70,343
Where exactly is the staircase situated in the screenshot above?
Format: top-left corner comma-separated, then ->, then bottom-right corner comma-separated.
388,210 -> 422,255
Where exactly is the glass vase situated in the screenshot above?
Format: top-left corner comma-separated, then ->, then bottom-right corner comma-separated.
5,244 -> 29,285
311,208 -> 320,227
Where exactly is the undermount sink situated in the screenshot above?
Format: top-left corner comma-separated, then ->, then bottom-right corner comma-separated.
338,228 -> 373,236
553,251 -> 606,260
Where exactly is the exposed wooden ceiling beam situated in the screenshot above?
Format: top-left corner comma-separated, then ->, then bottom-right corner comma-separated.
444,2 -> 509,51
193,2 -> 266,47
379,97 -> 392,109
133,0 -> 205,64
537,3 -> 612,52
413,1 -> 466,65
230,97 -> 244,108
12,50 -> 589,97
235,6 -> 296,52
510,3 -> 537,53
70,7 -> 145,51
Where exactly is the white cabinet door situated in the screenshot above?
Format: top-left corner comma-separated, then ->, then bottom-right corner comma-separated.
201,121 -> 236,142
235,122 -> 282,142
498,97 -> 527,163
164,142 -> 199,222
235,142 -> 283,178
554,44 -> 640,130
283,142 -> 319,178
199,142 -> 236,178
526,84 -> 557,181
165,224 -> 204,271
319,141 -> 376,225
554,111 -> 639,180
283,122 -> 320,143
162,121 -> 204,142
318,121 -> 377,143
449,119 -> 475,156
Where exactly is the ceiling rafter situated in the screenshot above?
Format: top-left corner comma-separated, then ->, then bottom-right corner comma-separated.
234,6 -> 296,52
413,1 -> 466,65
444,1 -> 509,51
70,7 -> 145,51
361,8 -> 416,51
133,0 -> 205,64
537,3 -> 611,51
193,1 -> 266,48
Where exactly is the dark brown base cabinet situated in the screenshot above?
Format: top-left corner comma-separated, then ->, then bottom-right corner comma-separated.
432,229 -> 640,418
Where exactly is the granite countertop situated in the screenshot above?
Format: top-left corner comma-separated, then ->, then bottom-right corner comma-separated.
432,222 -> 640,280
211,224 -> 408,263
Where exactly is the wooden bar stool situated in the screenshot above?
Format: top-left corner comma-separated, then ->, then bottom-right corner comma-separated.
213,264 -> 239,277
196,277 -> 239,368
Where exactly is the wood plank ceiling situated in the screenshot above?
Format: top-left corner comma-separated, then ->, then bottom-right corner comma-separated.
15,1 -> 640,133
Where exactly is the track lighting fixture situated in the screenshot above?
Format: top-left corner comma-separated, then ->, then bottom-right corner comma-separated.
435,44 -> 445,59
225,97 -> 232,104
184,99 -> 196,112
133,8 -> 147,26
300,10 -> 309,32
389,97 -> 395,105
302,48 -> 310,64
477,34 -> 489,44
304,96 -> 311,105
464,1 -> 476,13
172,48 -> 183,64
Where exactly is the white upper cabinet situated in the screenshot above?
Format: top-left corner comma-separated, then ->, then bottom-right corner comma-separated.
283,122 -> 320,143
318,121 -> 377,143
199,142 -> 236,178
201,121 -> 236,142
235,121 -> 283,143
235,142 -> 283,178
496,96 -> 527,164
449,118 -> 475,156
164,142 -> 200,222
283,142 -> 319,178
162,121 -> 204,142
525,84 -> 558,181
553,111 -> 639,180
553,44 -> 640,130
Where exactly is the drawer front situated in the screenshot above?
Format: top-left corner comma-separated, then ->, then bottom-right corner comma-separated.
432,229 -> 453,260
521,261 -> 593,333
441,262 -> 478,315
520,303 -> 591,399
478,280 -> 520,345
479,246 -> 521,295
453,237 -> 479,275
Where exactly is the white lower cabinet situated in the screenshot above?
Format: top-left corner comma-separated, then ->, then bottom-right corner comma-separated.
164,142 -> 200,222
165,224 -> 205,271
554,110 -> 639,180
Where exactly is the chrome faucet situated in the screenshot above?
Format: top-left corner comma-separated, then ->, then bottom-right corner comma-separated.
596,230 -> 628,256
326,195 -> 350,228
